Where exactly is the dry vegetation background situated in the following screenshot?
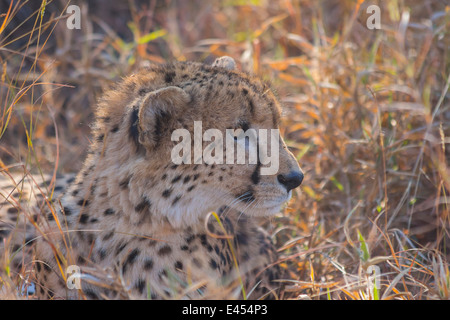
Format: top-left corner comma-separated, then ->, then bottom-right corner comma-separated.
0,0 -> 449,299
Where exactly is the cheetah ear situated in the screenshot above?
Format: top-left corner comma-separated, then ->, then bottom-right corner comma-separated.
137,86 -> 190,149
212,56 -> 236,70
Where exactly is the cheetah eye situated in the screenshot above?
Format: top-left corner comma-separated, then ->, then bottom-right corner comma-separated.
228,128 -> 256,151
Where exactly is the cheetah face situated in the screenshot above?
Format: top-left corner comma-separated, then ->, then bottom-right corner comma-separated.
97,57 -> 303,226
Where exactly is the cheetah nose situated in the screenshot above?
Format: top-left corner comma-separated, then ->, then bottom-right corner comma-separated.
277,171 -> 304,192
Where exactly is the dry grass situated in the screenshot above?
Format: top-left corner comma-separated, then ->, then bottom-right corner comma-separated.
0,0 -> 449,300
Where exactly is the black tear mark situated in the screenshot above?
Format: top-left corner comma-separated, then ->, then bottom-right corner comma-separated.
250,161 -> 261,185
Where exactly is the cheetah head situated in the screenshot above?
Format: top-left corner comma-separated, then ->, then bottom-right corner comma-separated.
93,57 -> 303,227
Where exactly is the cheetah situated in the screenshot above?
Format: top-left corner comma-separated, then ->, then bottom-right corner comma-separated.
0,56 -> 303,299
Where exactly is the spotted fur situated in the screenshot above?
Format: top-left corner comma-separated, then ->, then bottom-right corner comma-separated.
0,57 -> 303,299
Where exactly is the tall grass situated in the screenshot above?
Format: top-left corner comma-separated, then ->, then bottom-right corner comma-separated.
0,0 -> 449,299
